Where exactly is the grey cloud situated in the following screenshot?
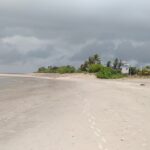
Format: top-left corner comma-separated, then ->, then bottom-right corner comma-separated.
0,42 -> 22,64
71,40 -> 115,62
115,41 -> 150,64
72,40 -> 150,66
0,0 -> 150,72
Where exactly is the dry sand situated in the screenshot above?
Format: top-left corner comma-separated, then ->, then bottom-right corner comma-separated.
0,73 -> 150,150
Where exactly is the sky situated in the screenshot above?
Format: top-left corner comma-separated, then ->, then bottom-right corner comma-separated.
0,0 -> 150,72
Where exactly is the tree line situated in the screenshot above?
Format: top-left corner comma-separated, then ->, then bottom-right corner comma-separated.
37,54 -> 150,78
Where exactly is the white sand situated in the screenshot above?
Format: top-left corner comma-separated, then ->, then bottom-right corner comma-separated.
0,73 -> 150,150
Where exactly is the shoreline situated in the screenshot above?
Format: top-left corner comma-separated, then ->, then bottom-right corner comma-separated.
0,72 -> 150,80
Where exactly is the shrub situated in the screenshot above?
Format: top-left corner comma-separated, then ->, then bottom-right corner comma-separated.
96,67 -> 124,79
129,67 -> 138,75
88,64 -> 103,73
141,68 -> 150,76
38,67 -> 48,73
57,66 -> 76,74
46,66 -> 58,73
37,65 -> 76,74
137,68 -> 150,76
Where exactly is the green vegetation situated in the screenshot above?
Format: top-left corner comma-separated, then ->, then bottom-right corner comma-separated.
57,66 -> 76,74
38,67 -> 49,73
88,64 -> 103,73
80,54 -> 101,71
37,54 -> 150,79
128,66 -> 150,76
38,65 -> 76,74
129,67 -> 138,75
96,67 -> 124,79
138,67 -> 150,76
106,61 -> 111,67
145,66 -> 150,69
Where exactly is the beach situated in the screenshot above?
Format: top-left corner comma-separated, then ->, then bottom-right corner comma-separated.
0,73 -> 150,150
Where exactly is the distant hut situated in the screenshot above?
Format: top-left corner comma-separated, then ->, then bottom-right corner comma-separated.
120,61 -> 130,74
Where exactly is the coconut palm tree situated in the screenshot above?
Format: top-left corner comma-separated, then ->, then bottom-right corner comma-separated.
88,56 -> 95,64
107,61 -> 111,67
80,60 -> 89,71
113,58 -> 119,69
93,54 -> 101,64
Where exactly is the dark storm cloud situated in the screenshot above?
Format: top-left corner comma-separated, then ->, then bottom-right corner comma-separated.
71,41 -> 115,61
72,40 -> 150,65
0,0 -> 150,72
115,41 -> 150,64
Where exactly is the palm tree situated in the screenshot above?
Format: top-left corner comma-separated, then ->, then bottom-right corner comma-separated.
80,60 -> 89,71
88,56 -> 95,64
107,61 -> 111,67
113,58 -> 119,69
93,54 -> 101,64
80,54 -> 101,71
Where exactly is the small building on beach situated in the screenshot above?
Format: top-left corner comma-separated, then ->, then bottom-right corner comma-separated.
120,62 -> 130,74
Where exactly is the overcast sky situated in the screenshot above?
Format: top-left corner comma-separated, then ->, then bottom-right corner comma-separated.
0,0 -> 150,72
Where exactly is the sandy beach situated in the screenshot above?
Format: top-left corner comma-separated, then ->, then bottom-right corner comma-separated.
0,73 -> 150,150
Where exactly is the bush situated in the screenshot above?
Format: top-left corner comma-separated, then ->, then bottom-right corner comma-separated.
38,67 -> 48,73
129,67 -> 138,75
37,65 -> 76,74
141,69 -> 150,76
46,66 -> 58,73
57,66 -> 76,74
137,68 -> 150,76
88,64 -> 103,73
96,67 -> 124,79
